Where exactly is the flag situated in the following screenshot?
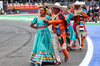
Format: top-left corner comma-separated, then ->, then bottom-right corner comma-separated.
82,9 -> 87,13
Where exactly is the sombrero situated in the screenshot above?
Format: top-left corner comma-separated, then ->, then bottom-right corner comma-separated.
46,3 -> 65,9
73,1 -> 85,6
61,6 -> 67,9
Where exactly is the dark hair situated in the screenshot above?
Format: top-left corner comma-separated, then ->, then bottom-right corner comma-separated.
45,6 -> 48,8
39,6 -> 46,12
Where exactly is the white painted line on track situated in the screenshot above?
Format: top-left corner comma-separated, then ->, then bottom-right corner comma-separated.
79,36 -> 93,66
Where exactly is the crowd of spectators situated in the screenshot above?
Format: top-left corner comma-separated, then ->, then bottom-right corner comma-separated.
84,4 -> 100,23
66,3 -> 100,23
0,1 -> 100,23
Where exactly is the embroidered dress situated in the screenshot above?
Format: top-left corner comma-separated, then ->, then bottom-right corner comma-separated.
65,13 -> 77,50
29,15 -> 56,65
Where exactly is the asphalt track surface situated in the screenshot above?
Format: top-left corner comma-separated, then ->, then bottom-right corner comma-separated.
0,20 -> 87,66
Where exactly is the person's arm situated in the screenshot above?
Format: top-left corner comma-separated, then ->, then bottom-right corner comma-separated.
73,14 -> 80,17
75,11 -> 88,18
43,19 -> 49,23
30,22 -> 38,29
30,17 -> 37,29
48,19 -> 64,24
82,11 -> 88,18
43,18 -> 64,24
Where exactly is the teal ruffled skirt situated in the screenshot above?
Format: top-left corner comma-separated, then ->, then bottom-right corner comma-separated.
66,25 -> 77,50
29,27 -> 56,65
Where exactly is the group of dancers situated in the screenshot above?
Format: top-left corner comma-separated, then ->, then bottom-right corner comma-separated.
29,1 -> 88,66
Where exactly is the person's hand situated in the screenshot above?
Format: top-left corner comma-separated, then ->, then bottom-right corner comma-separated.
73,14 -> 80,17
43,19 -> 49,23
90,13 -> 92,15
80,12 -> 83,15
77,11 -> 83,15
65,15 -> 68,17
35,27 -> 38,29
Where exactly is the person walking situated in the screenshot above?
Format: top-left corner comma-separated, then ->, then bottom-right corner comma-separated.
72,1 -> 88,50
29,6 -> 56,66
43,3 -> 69,65
63,7 -> 77,50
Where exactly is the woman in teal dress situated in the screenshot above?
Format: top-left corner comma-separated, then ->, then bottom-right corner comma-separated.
29,7 -> 56,66
63,8 -> 77,50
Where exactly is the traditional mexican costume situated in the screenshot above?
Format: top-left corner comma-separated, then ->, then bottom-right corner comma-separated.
72,8 -> 87,37
64,13 -> 77,50
48,13 -> 69,61
72,8 -> 88,49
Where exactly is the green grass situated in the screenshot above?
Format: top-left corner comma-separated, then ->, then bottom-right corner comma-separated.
85,23 -> 100,25
0,15 -> 100,25
0,15 -> 36,18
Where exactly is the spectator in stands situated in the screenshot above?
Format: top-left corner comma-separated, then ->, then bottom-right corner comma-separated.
90,5 -> 94,22
94,4 -> 99,23
87,5 -> 92,22
12,8 -> 17,14
98,6 -> 100,22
